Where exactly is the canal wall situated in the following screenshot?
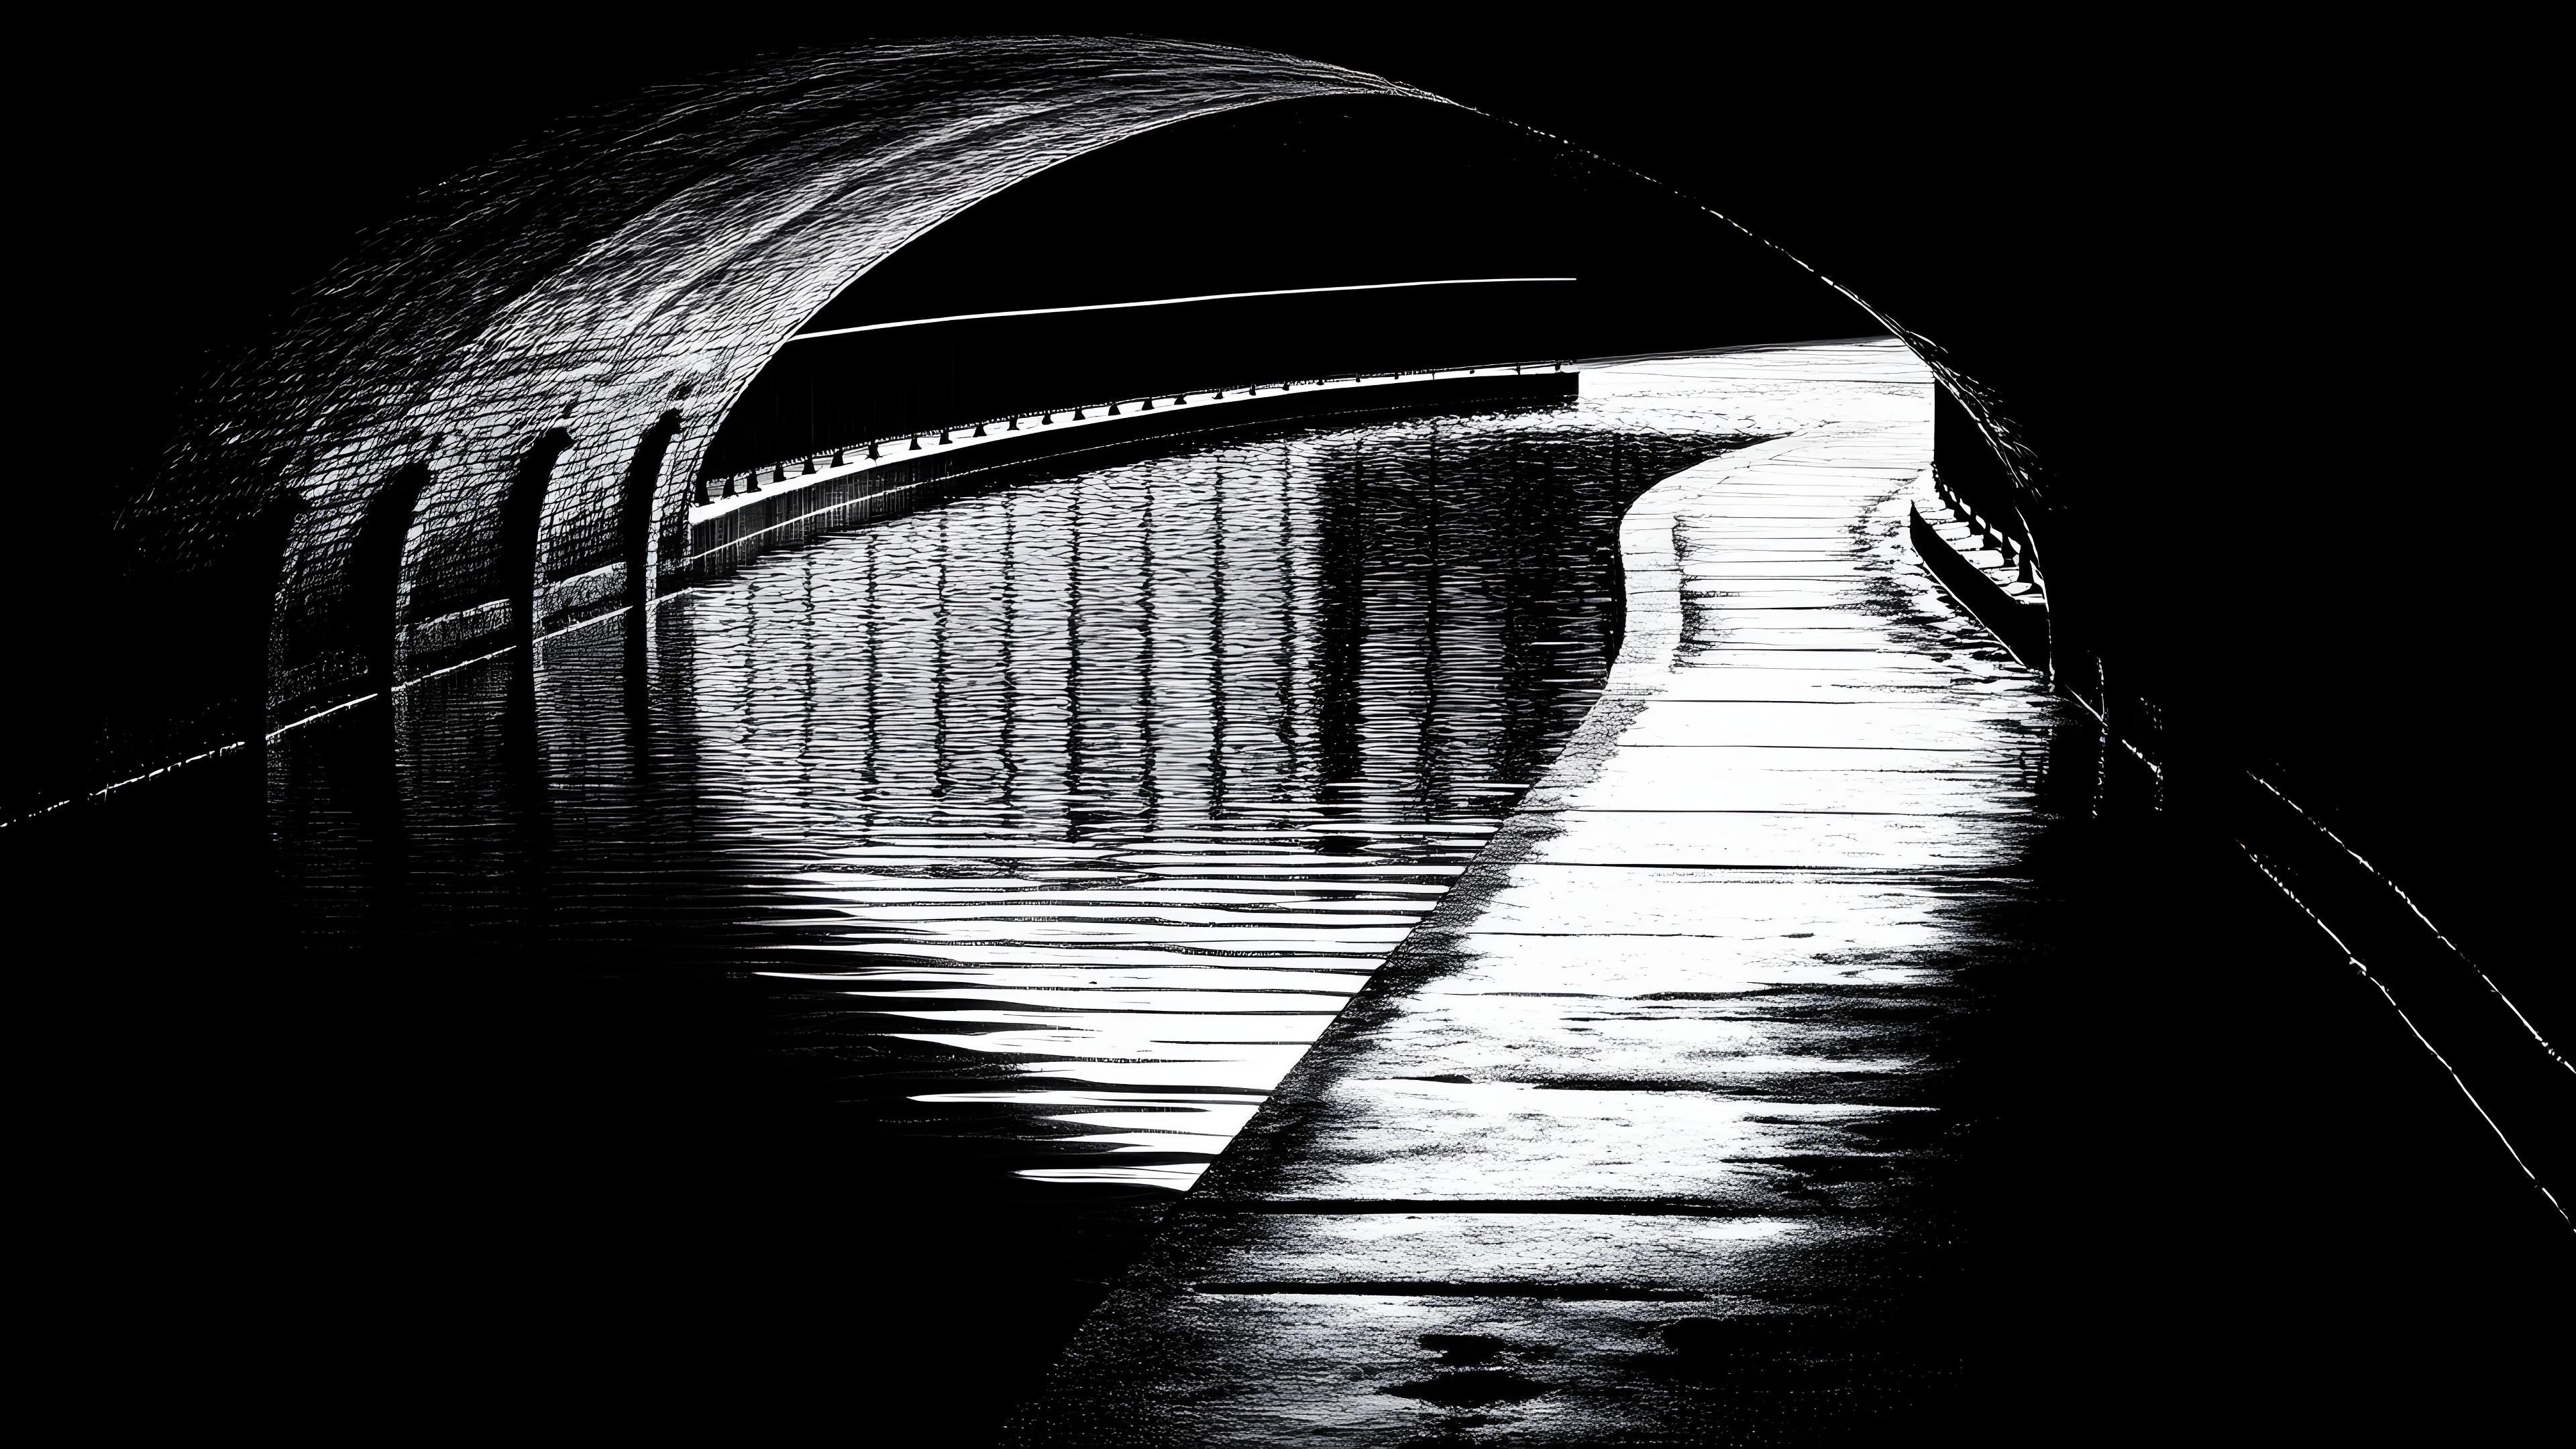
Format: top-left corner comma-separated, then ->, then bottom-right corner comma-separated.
1006,342 -> 2065,1444
1907,481 -> 2051,674
53,37 -> 1885,830
389,368 -> 1578,663
674,370 -> 1578,588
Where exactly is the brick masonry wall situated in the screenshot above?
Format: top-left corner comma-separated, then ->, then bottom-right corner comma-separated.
115,39 -> 1434,735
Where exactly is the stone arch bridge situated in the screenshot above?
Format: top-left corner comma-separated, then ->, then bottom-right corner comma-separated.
121,38 -> 1935,745
44,34 -> 2569,1441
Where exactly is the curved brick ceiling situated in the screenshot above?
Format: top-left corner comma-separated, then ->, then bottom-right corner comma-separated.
111,38 -> 1865,751
127,39 -> 1430,718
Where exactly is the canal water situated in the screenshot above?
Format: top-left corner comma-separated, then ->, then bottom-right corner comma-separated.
274,397 -> 1754,1195
32,368 -> 2565,1441
217,386 -> 1761,1428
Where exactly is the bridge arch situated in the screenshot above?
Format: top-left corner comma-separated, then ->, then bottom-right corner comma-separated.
139,38 -> 1428,724
123,37 -> 1933,749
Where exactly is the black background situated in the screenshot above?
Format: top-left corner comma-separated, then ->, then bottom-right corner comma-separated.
17,12 -> 2566,1439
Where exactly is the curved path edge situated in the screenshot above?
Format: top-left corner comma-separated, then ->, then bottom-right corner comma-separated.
1006,343 -> 2062,1445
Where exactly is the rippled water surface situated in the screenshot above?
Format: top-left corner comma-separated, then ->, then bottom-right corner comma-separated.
275,390 -> 1754,1199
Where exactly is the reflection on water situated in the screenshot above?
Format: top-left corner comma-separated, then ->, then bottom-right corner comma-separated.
273,396 -> 1753,1200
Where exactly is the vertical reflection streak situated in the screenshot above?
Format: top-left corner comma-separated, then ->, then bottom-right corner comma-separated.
1137,475 -> 1160,822
1001,492 -> 1019,808
1064,482 -> 1085,837
701,410 -> 1755,1193
863,529 -> 881,792
1209,467 -> 1230,818
933,508 -> 953,800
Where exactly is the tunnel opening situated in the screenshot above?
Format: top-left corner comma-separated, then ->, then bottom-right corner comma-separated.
695,95 -> 1879,486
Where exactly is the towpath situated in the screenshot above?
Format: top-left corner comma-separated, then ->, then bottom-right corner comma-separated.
1008,342 -> 2065,1444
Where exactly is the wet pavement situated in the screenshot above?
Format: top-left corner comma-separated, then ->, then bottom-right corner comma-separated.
129,362 -> 1818,1440
1008,345 -> 2074,1443
23,341 -> 2567,1440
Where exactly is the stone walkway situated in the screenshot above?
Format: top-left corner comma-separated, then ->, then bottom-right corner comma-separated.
1008,345 -> 2063,1444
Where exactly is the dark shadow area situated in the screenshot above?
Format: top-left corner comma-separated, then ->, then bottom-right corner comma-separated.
400,429 -> 574,643
698,96 -> 1873,478
622,410 -> 683,609
501,429 -> 571,645
1954,734 -> 2574,1439
10,408 -> 1731,1443
352,464 -> 429,691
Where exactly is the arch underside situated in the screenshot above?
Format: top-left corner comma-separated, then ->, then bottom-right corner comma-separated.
120,36 -> 1878,745
122,40 -> 1427,724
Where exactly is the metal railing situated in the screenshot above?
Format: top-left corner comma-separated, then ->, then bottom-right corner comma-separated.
1929,467 -> 2038,586
692,358 -> 1574,506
